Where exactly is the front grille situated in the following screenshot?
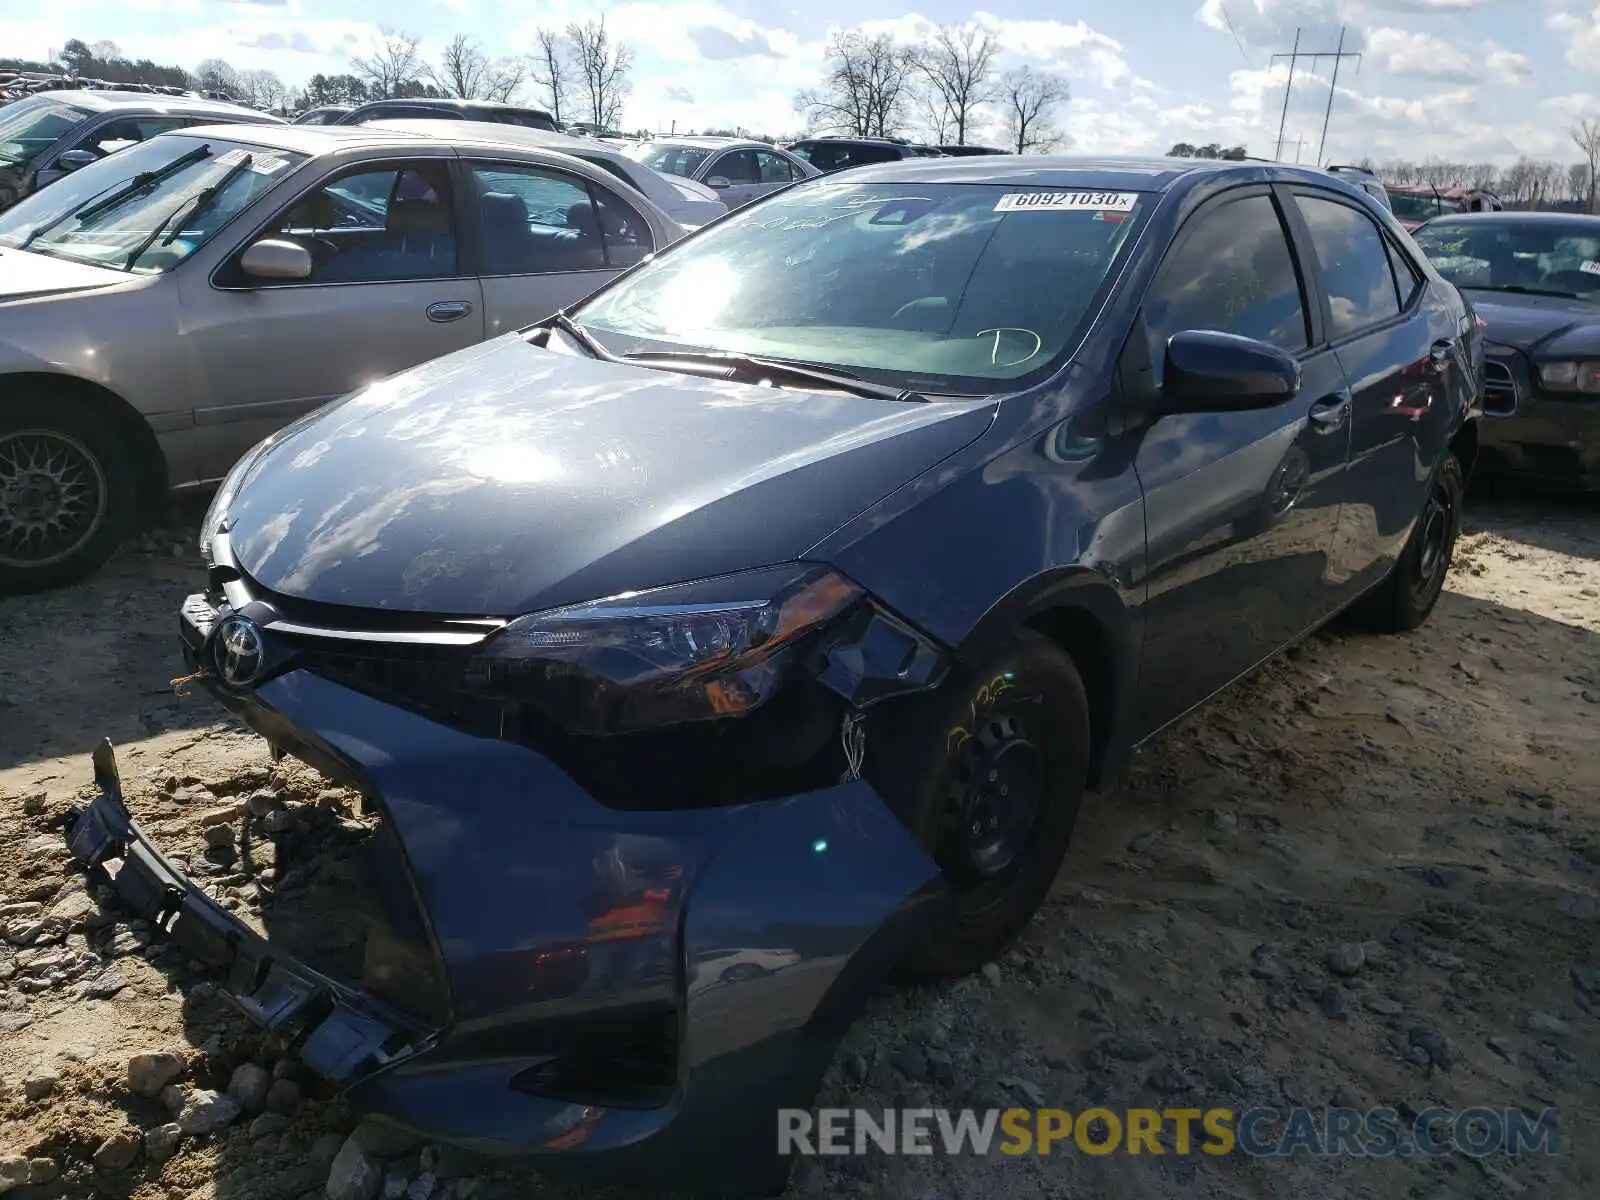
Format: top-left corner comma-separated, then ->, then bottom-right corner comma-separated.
1483,358 -> 1518,415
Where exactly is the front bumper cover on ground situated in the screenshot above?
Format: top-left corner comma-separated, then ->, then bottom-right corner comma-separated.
63,611 -> 948,1195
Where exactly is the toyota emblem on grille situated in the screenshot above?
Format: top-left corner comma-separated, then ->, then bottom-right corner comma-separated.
212,615 -> 265,688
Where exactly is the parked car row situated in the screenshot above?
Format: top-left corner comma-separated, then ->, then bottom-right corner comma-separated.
0,89 -> 282,211
57,152 -> 1484,1196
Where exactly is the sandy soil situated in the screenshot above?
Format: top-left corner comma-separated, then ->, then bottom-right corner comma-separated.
0,494 -> 1596,1200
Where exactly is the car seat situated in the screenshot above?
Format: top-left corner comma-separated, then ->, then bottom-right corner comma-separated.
561,201 -> 607,269
480,191 -> 538,274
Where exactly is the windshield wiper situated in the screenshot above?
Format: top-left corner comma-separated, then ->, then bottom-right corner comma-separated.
1470,284 -> 1584,300
541,311 -> 616,360
118,153 -> 253,270
619,349 -> 929,403
18,142 -> 211,252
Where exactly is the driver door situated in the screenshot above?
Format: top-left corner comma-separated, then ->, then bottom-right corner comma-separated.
704,149 -> 763,209
1130,185 -> 1353,735
176,155 -> 484,480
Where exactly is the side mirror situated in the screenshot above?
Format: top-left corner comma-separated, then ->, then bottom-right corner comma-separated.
56,149 -> 97,172
704,176 -> 731,189
238,238 -> 314,282
1161,329 -> 1301,412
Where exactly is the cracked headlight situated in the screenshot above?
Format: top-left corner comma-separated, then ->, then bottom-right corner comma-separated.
465,564 -> 864,735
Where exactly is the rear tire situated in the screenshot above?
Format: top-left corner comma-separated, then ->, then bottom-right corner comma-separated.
1351,450 -> 1464,634
869,629 -> 1091,982
0,395 -> 135,595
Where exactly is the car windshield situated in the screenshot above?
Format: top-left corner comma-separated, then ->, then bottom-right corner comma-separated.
0,96 -> 89,166
1413,217 -> 1600,298
628,142 -> 713,178
1388,191 -> 1466,223
572,180 -> 1150,394
0,134 -> 304,273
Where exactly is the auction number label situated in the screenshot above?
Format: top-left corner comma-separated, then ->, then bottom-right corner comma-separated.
995,190 -> 1139,213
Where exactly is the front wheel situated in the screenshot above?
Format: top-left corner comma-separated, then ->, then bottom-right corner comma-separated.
0,398 -> 135,595
869,629 -> 1091,982
1352,450 -> 1464,634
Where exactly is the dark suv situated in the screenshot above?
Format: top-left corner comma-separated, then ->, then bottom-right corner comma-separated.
786,134 -> 944,173
69,157 -> 1481,1197
336,98 -> 558,131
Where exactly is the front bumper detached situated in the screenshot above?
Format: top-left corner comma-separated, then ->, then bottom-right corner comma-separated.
64,610 -> 947,1195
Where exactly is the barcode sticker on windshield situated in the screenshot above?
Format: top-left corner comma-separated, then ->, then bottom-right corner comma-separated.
1581,260 -> 1600,276
995,190 -> 1138,213
215,148 -> 250,168
250,155 -> 289,174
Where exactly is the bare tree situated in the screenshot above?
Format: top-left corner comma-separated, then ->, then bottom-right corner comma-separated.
193,58 -> 241,97
795,31 -> 916,137
1000,66 -> 1069,155
567,17 -> 633,128
350,27 -> 424,100
916,24 -> 1000,146
1572,119 -> 1600,213
237,67 -> 287,111
430,34 -> 489,99
531,29 -> 574,125
1569,161 -> 1590,205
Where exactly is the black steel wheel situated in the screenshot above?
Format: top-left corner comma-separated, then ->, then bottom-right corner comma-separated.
1352,450 -> 1464,634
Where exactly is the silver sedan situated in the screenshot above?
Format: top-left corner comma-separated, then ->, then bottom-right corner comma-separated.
0,121 -> 685,593
627,136 -> 819,210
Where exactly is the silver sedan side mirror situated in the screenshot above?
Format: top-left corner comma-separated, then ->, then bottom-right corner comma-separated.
239,238 -> 314,282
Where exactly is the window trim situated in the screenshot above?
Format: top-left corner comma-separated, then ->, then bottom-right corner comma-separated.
211,154 -> 466,292
1139,183 -> 1319,376
1286,185 -> 1414,346
459,155 -> 654,280
1382,231 -> 1425,313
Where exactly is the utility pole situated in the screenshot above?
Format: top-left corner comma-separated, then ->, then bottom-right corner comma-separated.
1272,28 -> 1299,163
1271,25 -> 1361,165
1274,133 -> 1308,163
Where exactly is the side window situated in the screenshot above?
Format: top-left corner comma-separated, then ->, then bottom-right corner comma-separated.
1385,236 -> 1423,309
468,162 -> 652,275
1296,193 -> 1402,338
1143,192 -> 1308,379
81,117 -> 184,157
714,150 -> 760,184
754,149 -> 795,183
253,162 -> 458,285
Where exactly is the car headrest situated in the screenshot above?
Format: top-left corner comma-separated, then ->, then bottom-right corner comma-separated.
481,191 -> 529,233
565,202 -> 601,240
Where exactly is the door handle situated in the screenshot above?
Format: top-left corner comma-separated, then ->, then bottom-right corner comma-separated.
1308,393 -> 1351,434
426,300 -> 473,323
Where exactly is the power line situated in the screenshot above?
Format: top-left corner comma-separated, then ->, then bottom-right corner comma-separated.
1218,3 -> 1254,67
1271,25 -> 1362,164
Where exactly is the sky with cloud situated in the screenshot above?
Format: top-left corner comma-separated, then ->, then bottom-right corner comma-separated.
3,0 -> 1597,163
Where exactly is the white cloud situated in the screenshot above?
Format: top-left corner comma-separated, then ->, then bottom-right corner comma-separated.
1551,4 -> 1600,68
1543,92 -> 1600,123
1364,26 -> 1474,80
1484,41 -> 1533,85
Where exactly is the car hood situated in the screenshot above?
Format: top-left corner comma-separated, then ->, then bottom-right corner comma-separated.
225,334 -> 997,616
1468,291 -> 1600,357
0,247 -> 130,302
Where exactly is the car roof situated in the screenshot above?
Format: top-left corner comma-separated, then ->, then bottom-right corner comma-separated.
830,154 -> 1354,192
350,97 -> 552,116
370,118 -> 627,161
26,89 -> 276,119
172,123 -> 424,154
648,136 -> 764,150
1420,211 -> 1600,225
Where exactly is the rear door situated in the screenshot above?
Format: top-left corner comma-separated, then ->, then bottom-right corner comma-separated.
1285,187 -> 1460,599
461,158 -> 657,335
177,154 -> 484,479
1130,185 -> 1354,734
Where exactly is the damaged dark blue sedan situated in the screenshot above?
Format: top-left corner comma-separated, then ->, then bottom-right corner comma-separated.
66,156 -> 1482,1194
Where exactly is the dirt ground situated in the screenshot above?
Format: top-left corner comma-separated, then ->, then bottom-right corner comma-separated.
0,491 -> 1596,1200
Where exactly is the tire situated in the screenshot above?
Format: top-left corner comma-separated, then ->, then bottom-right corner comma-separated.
0,395 -> 136,595
868,629 -> 1092,982
1351,450 -> 1465,634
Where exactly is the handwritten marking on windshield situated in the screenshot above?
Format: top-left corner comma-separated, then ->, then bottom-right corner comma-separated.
975,328 -> 1043,367
752,194 -> 935,232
